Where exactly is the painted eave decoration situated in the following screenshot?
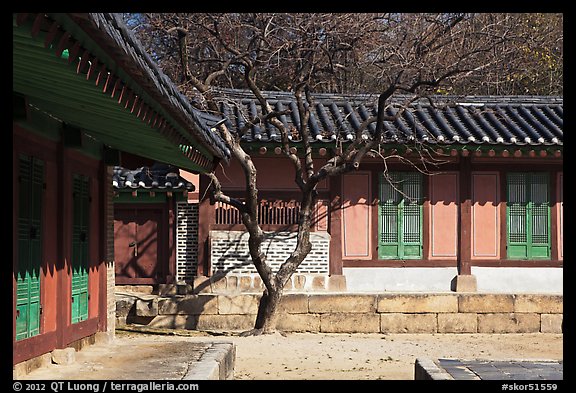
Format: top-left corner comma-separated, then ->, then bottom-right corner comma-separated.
215,88 -> 562,158
13,13 -> 231,173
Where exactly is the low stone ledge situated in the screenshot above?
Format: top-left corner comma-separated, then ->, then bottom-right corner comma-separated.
218,294 -> 260,315
279,294 -> 309,314
309,294 -> 376,313
320,313 -> 380,333
540,314 -> 563,333
514,294 -> 563,314
183,342 -> 235,380
135,297 -> 158,317
277,313 -> 321,332
378,294 -> 458,313
380,313 -> 437,333
196,314 -> 256,331
437,313 -> 478,333
158,295 -> 219,315
459,294 -> 515,313
477,313 -> 541,333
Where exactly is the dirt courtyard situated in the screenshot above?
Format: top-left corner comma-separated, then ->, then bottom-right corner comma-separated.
217,331 -> 563,380
20,329 -> 563,380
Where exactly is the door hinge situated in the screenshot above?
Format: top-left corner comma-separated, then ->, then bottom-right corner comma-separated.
39,304 -> 43,314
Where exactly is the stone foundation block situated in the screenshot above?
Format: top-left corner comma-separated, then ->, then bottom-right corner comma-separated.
311,276 -> 326,291
437,313 -> 478,333
147,315 -> 196,329
116,296 -> 137,318
51,348 -> 76,365
279,294 -> 309,314
309,294 -> 376,313
193,276 -> 212,294
283,277 -> 293,290
514,295 -> 563,314
253,276 -> 264,290
450,275 -> 477,292
159,295 -> 219,315
196,314 -> 256,331
380,313 -> 438,333
115,285 -> 154,294
320,313 -> 380,333
277,313 -> 321,332
540,314 -> 563,333
210,276 -> 228,292
239,276 -> 253,292
327,275 -> 347,291
94,331 -> 113,345
293,275 -> 306,290
378,294 -> 458,313
226,276 -> 239,291
459,294 -> 515,313
477,313 -> 540,333
13,352 -> 52,379
135,296 -> 158,317
218,294 -> 260,315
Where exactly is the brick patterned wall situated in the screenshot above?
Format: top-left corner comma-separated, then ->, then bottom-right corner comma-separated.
176,201 -> 199,281
105,166 -> 115,334
210,230 -> 330,274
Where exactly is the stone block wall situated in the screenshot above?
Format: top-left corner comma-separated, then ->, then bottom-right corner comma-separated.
117,293 -> 563,334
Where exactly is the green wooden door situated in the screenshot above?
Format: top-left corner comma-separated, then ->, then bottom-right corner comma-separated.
71,174 -> 90,323
16,155 -> 43,341
507,172 -> 550,259
379,172 -> 423,259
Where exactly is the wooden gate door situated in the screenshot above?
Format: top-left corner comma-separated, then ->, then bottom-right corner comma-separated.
114,208 -> 164,284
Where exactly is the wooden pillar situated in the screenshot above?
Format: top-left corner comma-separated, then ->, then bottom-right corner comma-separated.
197,174 -> 215,277
329,175 -> 343,276
452,156 -> 477,291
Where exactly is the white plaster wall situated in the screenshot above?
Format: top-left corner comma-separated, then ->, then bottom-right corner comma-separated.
343,267 -> 458,292
342,266 -> 563,293
472,267 -> 563,293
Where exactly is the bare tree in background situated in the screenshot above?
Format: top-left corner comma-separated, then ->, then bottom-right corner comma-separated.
126,13 -> 563,334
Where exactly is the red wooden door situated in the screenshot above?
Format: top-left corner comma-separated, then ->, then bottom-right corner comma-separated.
114,208 -> 164,284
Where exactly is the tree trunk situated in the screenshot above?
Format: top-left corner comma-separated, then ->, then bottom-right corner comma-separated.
254,284 -> 283,333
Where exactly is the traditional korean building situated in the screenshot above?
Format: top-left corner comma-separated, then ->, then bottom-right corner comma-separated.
12,13 -> 229,367
112,162 -> 194,286
187,90 -> 562,293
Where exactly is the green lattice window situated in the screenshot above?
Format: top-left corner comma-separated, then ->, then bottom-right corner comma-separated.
16,155 -> 43,341
71,174 -> 90,323
507,172 -> 550,259
379,172 -> 423,259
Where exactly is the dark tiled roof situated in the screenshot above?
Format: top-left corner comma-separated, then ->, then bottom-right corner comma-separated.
79,13 -> 230,160
113,163 -> 194,191
215,89 -> 563,147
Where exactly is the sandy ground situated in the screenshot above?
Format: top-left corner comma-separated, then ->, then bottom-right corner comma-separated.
216,331 -> 563,380
20,329 -> 563,380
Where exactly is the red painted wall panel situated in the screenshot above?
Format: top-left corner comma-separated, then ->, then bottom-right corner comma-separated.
341,172 -> 371,259
429,173 -> 459,259
471,172 -> 500,259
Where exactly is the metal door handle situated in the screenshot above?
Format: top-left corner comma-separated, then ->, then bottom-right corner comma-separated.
129,241 -> 138,257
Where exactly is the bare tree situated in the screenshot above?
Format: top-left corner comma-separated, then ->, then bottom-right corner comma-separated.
126,13 -> 562,334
